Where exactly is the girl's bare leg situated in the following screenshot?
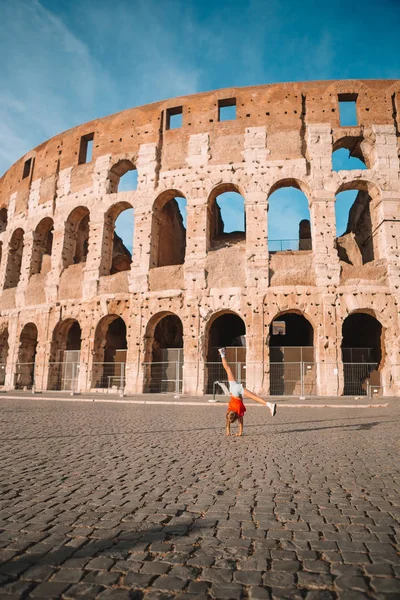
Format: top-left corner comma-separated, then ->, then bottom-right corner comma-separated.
218,349 -> 236,382
244,388 -> 277,416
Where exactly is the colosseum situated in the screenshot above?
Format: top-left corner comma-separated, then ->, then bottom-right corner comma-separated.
0,79 -> 399,397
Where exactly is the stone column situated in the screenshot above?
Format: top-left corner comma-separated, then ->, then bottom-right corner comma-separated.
245,192 -> 269,290
4,317 -> 19,389
244,306 -> 266,395
82,216 -> 106,299
184,194 -> 208,293
129,206 -> 152,293
309,192 -> 340,287
371,192 -> 400,289
15,230 -> 34,308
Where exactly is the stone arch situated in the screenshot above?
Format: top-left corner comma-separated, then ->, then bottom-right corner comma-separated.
204,310 -> 246,393
15,323 -> 38,389
143,311 -> 184,392
269,311 -> 315,395
267,179 -> 312,252
332,135 -> 369,170
30,217 -> 54,276
0,325 -> 9,385
48,319 -> 82,391
62,206 -> 90,268
107,158 -> 137,193
207,183 -> 246,249
92,314 -> 127,389
151,190 -> 187,268
335,179 -> 381,265
101,201 -> 133,275
0,208 -> 7,233
4,228 -> 24,289
341,311 -> 384,395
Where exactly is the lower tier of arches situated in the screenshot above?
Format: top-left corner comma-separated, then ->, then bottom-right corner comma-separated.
0,292 -> 399,397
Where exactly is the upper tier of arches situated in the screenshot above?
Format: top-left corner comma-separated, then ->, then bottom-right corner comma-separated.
1,79 -> 399,206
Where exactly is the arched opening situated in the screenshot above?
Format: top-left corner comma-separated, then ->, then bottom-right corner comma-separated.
151,191 -> 187,268
144,313 -> 184,393
107,159 -> 138,193
332,136 -> 368,171
268,183 -> 311,252
15,323 -> 38,389
205,312 -> 246,393
335,183 -> 378,266
0,208 -> 7,233
269,312 -> 315,395
0,327 -> 9,386
208,185 -> 246,249
92,315 -> 127,389
30,217 -> 54,276
62,207 -> 90,268
4,228 -> 24,290
101,202 -> 133,276
341,312 -> 383,395
48,319 -> 81,391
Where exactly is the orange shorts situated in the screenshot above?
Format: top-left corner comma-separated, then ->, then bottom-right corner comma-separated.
227,396 -> 246,417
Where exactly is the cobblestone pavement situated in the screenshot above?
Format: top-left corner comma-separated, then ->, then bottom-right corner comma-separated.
0,398 -> 399,600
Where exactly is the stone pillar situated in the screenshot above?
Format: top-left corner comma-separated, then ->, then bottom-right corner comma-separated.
77,323 -> 92,393
244,307 -> 266,395
315,295 -> 341,396
184,194 -> 208,292
371,192 -> 400,289
45,226 -> 64,303
245,192 -> 269,290
309,192 -> 340,287
129,206 -> 152,293
82,216 -> 106,299
182,312 -> 202,395
15,230 -> 34,308
4,317 -> 19,389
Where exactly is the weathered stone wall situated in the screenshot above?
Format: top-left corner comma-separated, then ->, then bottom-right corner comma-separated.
0,79 -> 399,395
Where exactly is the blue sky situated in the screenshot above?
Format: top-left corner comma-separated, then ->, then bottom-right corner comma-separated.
1,0 -> 399,248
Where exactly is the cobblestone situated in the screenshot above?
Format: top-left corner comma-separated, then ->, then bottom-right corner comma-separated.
0,398 -> 399,598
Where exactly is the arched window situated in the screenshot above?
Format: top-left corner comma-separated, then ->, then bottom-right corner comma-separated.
143,313 -> 184,393
4,228 -> 24,289
208,185 -> 245,249
0,208 -> 7,233
269,312 -> 315,395
15,323 -> 38,389
62,207 -> 90,268
107,159 -> 138,193
151,191 -> 187,268
332,136 -> 368,171
335,183 -> 378,265
92,315 -> 127,389
268,183 -> 311,252
101,202 -> 133,276
30,217 -> 54,276
341,313 -> 383,395
48,319 -> 81,391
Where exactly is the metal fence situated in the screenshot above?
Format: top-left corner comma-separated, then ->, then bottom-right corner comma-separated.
47,362 -> 80,392
269,239 -> 312,252
90,362 -> 126,390
142,361 -> 183,393
14,362 -> 36,390
0,359 -> 396,397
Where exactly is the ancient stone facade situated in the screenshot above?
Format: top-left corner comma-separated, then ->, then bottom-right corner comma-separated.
0,80 -> 399,396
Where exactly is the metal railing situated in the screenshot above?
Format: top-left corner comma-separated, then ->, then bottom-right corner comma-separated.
269,239 -> 312,252
142,361 -> 183,393
0,360 -> 396,397
47,362 -> 80,392
90,362 -> 126,390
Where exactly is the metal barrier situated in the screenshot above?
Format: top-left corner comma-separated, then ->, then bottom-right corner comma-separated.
342,363 -> 378,396
269,239 -> 312,252
14,362 -> 36,390
270,362 -> 316,396
47,362 -> 80,392
142,361 -> 182,393
90,362 -> 126,390
0,359 -> 396,397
